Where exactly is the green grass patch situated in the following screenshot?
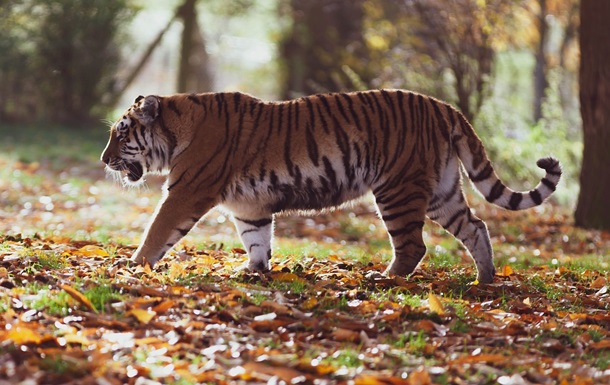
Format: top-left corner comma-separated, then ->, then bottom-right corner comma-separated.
84,284 -> 125,313
22,283 -> 72,316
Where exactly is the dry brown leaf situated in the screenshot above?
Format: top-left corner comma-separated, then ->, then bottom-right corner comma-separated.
61,333 -> 95,347
331,328 -> 360,342
271,272 -> 307,284
60,284 -> 97,313
7,324 -> 42,345
590,276 -> 607,289
127,308 -> 156,324
499,265 -> 514,277
353,375 -> 390,385
242,362 -> 306,383
589,339 -> 610,350
428,292 -> 445,315
302,297 -> 318,310
407,369 -> 432,385
77,245 -> 109,257
151,300 -> 175,314
450,353 -> 507,365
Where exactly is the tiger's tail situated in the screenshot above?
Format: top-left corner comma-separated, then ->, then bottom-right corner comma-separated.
454,112 -> 562,210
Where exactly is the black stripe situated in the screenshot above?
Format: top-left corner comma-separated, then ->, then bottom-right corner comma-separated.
529,189 -> 542,205
233,92 -> 242,112
168,170 -> 186,191
470,163 -> 494,182
541,177 -> 556,191
334,94 -> 350,123
318,94 -> 332,114
305,123 -> 320,167
305,97 -> 316,130
380,90 -> 398,130
187,93 -> 202,105
284,112 -> 294,176
431,101 -> 450,142
443,207 -> 468,230
382,208 -> 419,223
276,104 -> 284,134
235,217 -> 272,228
269,170 -> 279,187
214,93 -> 225,118
380,192 -> 428,212
177,228 -> 189,236
486,180 -> 505,203
167,99 -> 181,116
509,192 -> 523,210
388,221 -> 424,238
315,104 -> 330,134
322,156 -> 338,189
340,93 -> 363,132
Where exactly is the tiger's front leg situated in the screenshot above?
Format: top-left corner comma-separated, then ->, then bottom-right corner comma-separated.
132,191 -> 215,267
232,215 -> 274,271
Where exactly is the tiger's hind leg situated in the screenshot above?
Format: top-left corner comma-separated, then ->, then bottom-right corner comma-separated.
374,180 -> 430,277
232,215 -> 274,271
427,179 -> 495,283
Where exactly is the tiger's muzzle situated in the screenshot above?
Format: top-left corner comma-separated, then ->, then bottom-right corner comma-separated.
103,157 -> 144,183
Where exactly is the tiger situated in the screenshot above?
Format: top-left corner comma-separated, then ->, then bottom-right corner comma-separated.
101,90 -> 561,283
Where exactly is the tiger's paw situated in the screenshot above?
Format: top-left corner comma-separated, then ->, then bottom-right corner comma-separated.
131,253 -> 156,269
475,265 -> 496,284
248,259 -> 270,272
385,262 -> 418,278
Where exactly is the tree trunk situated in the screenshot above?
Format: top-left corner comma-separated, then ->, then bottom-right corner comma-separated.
177,0 -> 212,93
177,0 -> 196,93
574,0 -> 610,229
279,0 -> 369,98
533,0 -> 548,122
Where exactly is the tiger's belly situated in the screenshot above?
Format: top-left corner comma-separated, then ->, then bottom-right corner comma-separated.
220,168 -> 370,215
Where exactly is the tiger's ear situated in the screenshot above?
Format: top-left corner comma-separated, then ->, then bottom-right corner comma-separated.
134,95 -> 160,125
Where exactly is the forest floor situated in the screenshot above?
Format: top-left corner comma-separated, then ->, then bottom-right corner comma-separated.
0,126 -> 609,384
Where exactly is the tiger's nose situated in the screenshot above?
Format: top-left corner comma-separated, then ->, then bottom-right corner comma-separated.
101,154 -> 110,165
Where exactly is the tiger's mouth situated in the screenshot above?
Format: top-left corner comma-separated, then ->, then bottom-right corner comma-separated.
123,161 -> 144,182
107,160 -> 144,183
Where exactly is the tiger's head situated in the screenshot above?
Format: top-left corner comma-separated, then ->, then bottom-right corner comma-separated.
101,95 -> 174,185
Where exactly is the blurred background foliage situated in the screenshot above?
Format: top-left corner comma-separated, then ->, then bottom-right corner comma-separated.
0,0 -> 583,206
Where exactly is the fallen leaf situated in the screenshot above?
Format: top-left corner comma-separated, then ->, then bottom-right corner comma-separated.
60,333 -> 95,347
272,272 -> 307,284
331,328 -> 360,342
428,292 -> 445,315
302,297 -> 318,310
590,276 -> 607,289
242,362 -> 306,383
77,245 -> 109,257
60,284 -> 97,313
407,369 -> 432,385
499,265 -> 514,277
151,300 -> 175,314
450,354 -> 507,365
354,375 -> 390,385
7,324 -> 42,345
127,308 -> 156,324
589,340 -> 610,350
